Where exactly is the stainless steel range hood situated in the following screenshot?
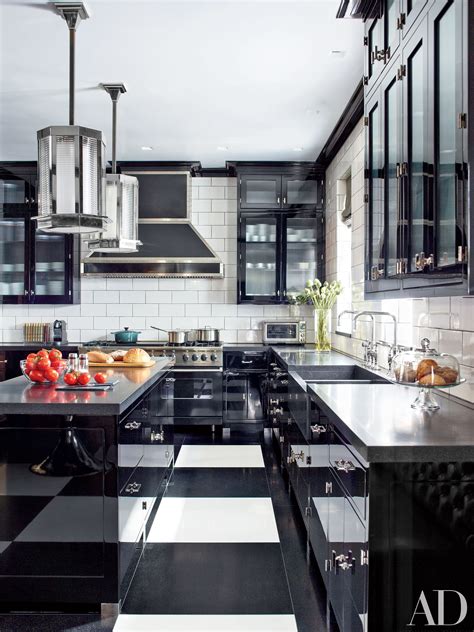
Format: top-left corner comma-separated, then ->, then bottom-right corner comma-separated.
82,171 -> 223,278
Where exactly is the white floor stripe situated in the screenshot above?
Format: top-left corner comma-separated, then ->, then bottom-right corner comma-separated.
148,497 -> 279,543
175,445 -> 264,469
114,614 -> 298,631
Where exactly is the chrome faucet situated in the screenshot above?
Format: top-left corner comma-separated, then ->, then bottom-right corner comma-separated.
337,310 -> 375,333
353,311 -> 398,369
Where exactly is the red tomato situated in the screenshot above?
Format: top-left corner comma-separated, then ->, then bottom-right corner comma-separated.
77,372 -> 91,386
36,358 -> 51,371
94,372 -> 107,384
44,368 -> 59,383
64,372 -> 78,386
26,353 -> 37,361
25,359 -> 36,372
49,349 -> 62,361
36,349 -> 49,359
29,369 -> 46,383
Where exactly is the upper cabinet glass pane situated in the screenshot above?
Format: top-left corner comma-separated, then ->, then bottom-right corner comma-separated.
369,103 -> 384,279
285,216 -> 319,294
285,179 -> 318,206
0,178 -> 27,209
385,78 -> 399,278
33,233 -> 66,297
435,2 -> 458,268
242,177 -> 280,208
243,217 -> 277,297
386,0 -> 398,48
0,218 -> 25,296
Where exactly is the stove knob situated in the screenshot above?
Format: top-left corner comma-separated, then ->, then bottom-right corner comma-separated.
182,353 -> 189,362
210,353 -> 217,361
192,353 -> 199,361
201,353 -> 208,361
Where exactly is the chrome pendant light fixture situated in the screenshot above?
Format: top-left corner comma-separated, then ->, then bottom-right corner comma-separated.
87,84 -> 141,253
34,2 -> 109,234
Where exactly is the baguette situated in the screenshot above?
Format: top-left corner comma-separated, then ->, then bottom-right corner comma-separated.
87,350 -> 114,364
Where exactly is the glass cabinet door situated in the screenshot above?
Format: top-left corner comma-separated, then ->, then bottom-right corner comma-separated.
31,231 -> 69,302
0,215 -> 28,301
383,73 -> 401,278
367,99 -> 384,281
282,177 -> 319,208
0,172 -> 31,212
240,214 -> 279,302
401,0 -> 429,38
404,24 -> 431,274
283,215 -> 322,296
239,175 -> 282,209
431,0 -> 465,270
385,0 -> 400,60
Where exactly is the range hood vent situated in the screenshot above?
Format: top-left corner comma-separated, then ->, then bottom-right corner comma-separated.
83,169 -> 223,277
83,219 -> 223,278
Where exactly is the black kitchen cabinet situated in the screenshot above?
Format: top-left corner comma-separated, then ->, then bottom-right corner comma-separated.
224,350 -> 267,424
239,173 -> 322,210
238,210 -> 324,303
0,163 -> 80,304
364,0 -> 471,297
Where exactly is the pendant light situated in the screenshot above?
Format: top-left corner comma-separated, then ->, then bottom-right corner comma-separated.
34,2 -> 109,234
86,84 -> 142,253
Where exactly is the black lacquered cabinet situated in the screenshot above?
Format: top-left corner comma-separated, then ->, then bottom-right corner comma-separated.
238,210 -> 324,303
0,163 -> 80,304
365,0 -> 471,297
239,173 -> 322,210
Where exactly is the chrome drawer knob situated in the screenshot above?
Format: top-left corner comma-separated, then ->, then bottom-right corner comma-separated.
334,459 -> 356,473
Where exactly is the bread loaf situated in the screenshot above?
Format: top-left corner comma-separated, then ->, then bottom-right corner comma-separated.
88,350 -> 114,364
123,348 -> 151,364
435,366 -> 458,384
110,349 -> 127,361
416,359 -> 438,381
419,373 -> 446,386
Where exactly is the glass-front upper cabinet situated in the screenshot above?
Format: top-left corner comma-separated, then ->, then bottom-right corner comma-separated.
0,214 -> 28,301
239,175 -> 282,209
282,177 -> 320,209
31,232 -> 70,303
0,164 -> 36,212
403,22 -> 430,274
430,0 -> 465,272
401,0 -> 429,38
366,98 -> 384,282
283,214 -> 323,297
239,214 -> 279,302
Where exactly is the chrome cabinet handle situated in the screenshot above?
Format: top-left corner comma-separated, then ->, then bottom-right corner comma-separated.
124,421 -> 142,430
311,424 -> 326,435
287,449 -> 305,464
125,482 -> 142,494
241,360 -> 253,364
334,459 -> 356,473
333,550 -> 354,572
165,377 -> 176,382
269,398 -> 280,405
270,407 -> 283,415
151,429 -> 164,442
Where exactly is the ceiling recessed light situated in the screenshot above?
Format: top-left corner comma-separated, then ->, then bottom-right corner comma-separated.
217,145 -> 228,151
141,146 -> 153,151
293,147 -> 303,152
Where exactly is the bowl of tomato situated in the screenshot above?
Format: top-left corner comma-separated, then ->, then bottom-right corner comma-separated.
20,349 -> 67,384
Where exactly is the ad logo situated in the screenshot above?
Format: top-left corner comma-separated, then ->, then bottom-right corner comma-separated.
408,590 -> 467,627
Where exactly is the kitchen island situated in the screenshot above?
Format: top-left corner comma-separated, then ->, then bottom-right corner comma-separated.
0,358 -> 173,613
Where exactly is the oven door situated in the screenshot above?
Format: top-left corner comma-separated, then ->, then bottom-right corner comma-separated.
150,369 -> 223,425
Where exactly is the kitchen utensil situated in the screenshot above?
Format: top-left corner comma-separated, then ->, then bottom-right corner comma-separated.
194,327 -> 221,343
111,327 -> 141,344
151,326 -> 189,345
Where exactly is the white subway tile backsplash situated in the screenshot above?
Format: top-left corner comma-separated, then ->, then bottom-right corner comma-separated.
94,291 -> 120,304
120,291 -> 146,304
198,186 -> 224,199
107,279 -> 133,290
132,279 -> 160,290
146,291 -> 172,303
160,303 -> 185,317
185,304 -> 212,317
192,177 -> 212,187
94,317 -> 120,329
107,304 -> 133,317
133,303 -> 159,317
159,279 -> 185,290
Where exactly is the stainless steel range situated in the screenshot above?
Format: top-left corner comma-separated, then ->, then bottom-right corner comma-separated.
81,340 -> 223,427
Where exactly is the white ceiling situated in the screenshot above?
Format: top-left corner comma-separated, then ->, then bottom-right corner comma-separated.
0,0 -> 364,166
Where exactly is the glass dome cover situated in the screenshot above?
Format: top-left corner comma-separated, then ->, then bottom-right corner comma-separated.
391,338 -> 463,410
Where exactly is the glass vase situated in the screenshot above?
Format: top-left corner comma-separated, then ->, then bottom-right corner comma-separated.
314,308 -> 331,352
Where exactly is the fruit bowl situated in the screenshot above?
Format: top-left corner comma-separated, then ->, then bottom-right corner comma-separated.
20,359 -> 66,385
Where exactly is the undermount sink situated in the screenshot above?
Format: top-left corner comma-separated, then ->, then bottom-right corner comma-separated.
296,365 -> 391,385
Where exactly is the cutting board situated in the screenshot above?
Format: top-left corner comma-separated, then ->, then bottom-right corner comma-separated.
89,360 -> 156,368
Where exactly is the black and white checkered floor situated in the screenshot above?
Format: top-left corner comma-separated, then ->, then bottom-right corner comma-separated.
0,430 -> 329,632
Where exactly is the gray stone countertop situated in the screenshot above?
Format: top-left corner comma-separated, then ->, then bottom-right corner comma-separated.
0,358 -> 172,416
307,382 -> 474,463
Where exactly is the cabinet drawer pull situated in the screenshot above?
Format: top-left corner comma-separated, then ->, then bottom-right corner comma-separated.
241,360 -> 253,364
151,429 -> 164,442
124,421 -> 142,430
334,459 -> 356,473
269,398 -> 279,405
333,550 -> 354,572
311,424 -> 326,435
165,377 -> 176,382
287,449 -> 305,464
125,482 -> 142,494
270,407 -> 283,415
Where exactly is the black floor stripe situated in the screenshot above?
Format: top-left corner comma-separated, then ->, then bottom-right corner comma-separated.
167,467 -> 270,497
122,543 -> 294,615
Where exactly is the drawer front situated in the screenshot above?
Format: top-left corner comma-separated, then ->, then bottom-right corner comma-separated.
224,350 -> 268,371
329,430 -> 367,519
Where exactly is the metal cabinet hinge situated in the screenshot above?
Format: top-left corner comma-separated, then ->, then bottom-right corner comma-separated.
458,246 -> 468,263
397,13 -> 406,29
305,506 -> 312,517
363,76 -> 368,86
363,36 -> 368,46
363,116 -> 369,126
458,113 -> 468,129
361,550 -> 369,566
325,481 -> 332,494
306,456 -> 312,465
397,64 -> 406,80
325,559 -> 332,572
364,193 -> 369,204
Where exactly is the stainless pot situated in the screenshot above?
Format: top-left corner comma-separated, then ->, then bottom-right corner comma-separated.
195,327 -> 221,343
151,326 -> 189,345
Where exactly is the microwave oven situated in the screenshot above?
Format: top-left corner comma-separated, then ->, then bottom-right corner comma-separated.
262,321 -> 306,345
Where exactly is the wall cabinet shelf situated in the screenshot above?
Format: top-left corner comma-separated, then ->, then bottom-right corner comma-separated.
365,0 -> 471,297
0,163 -> 80,304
